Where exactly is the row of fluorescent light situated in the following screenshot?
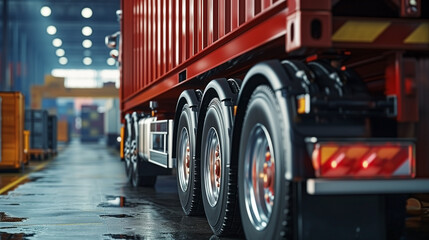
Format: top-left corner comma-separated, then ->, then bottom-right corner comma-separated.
41,6 -> 100,66
41,6 -> 92,18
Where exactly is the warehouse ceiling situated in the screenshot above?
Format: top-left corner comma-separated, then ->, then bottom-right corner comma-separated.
2,0 -> 120,70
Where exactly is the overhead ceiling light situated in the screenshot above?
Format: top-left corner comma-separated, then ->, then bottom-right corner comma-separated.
83,57 -> 92,65
52,38 -> 62,47
107,58 -> 116,66
40,6 -> 51,17
56,49 -> 65,57
46,25 -> 57,35
82,39 -> 92,48
82,26 -> 93,36
59,57 -> 68,65
109,49 -> 119,57
81,8 -> 93,18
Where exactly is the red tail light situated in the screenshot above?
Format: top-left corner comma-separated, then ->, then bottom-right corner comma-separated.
312,142 -> 415,178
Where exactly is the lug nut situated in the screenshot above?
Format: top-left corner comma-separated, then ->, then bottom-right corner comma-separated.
265,151 -> 271,162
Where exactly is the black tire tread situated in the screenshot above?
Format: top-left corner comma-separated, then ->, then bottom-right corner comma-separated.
201,98 -> 242,237
240,85 -> 293,240
217,165 -> 242,236
187,156 -> 205,215
177,104 -> 204,216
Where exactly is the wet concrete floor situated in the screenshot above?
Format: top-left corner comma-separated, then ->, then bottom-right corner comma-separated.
0,140 -> 221,240
0,140 -> 428,239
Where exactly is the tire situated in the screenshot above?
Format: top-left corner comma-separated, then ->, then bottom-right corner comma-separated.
201,98 -> 241,236
130,141 -> 140,187
127,138 -> 137,183
176,104 -> 204,215
134,170 -> 157,188
131,155 -> 159,187
238,85 -> 292,240
124,138 -> 133,183
131,159 -> 158,187
124,114 -> 134,183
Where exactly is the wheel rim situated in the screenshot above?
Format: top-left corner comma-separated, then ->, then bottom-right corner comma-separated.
204,127 -> 221,207
131,141 -> 139,185
178,127 -> 190,192
124,141 -> 131,173
244,123 -> 275,231
129,140 -> 137,177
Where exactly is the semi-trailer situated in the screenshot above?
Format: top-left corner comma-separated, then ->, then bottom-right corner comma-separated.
108,0 -> 429,239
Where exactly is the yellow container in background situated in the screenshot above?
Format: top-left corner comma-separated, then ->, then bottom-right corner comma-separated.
57,120 -> 69,142
0,92 -> 24,170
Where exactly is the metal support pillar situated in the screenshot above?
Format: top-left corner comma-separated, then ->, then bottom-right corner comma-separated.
1,0 -> 9,91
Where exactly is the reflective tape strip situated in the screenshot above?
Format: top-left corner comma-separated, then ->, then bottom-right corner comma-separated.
404,23 -> 429,44
332,21 -> 391,42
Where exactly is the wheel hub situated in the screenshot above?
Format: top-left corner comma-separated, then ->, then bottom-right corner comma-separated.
178,128 -> 191,192
204,127 -> 221,207
215,146 -> 221,188
262,148 -> 275,205
186,145 -> 190,169
244,124 -> 276,231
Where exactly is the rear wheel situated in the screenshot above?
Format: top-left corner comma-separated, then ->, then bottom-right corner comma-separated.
201,98 -> 241,236
124,114 -> 133,183
177,104 -> 204,215
238,85 -> 292,240
124,138 -> 133,183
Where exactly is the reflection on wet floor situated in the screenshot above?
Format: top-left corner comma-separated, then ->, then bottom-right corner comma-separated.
0,212 -> 27,222
104,233 -> 143,240
0,232 -> 35,240
0,176 -> 31,194
0,160 -> 52,195
98,196 -> 126,208
100,214 -> 133,218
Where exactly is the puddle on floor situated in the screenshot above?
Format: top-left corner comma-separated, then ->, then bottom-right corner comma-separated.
0,232 -> 35,240
28,176 -> 43,182
0,212 -> 27,222
122,201 -> 151,208
100,214 -> 133,218
0,177 -> 30,195
8,193 -> 45,197
0,227 -> 17,229
104,234 -> 143,239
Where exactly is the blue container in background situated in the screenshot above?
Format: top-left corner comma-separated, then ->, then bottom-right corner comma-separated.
81,105 -> 104,142
25,109 -> 49,150
47,115 -> 58,152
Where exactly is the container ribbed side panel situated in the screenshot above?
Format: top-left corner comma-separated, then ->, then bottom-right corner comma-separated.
123,0 -> 281,97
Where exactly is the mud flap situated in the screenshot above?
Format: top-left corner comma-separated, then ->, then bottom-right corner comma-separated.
294,182 -> 388,240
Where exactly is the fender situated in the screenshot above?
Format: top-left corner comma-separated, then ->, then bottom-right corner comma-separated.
172,90 -> 201,159
195,78 -> 241,163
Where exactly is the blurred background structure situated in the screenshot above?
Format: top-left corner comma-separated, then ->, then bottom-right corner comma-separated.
0,0 -> 121,143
